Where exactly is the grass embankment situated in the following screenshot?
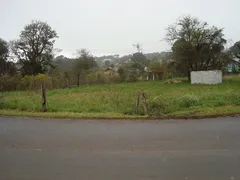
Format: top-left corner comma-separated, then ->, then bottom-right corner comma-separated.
0,76 -> 239,119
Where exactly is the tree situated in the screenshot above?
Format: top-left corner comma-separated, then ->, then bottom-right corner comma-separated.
104,60 -> 111,67
117,66 -> 126,82
11,21 -> 58,76
230,41 -> 240,59
166,16 -> 227,81
74,49 -> 98,86
0,38 -> 16,76
131,44 -> 149,79
54,55 -> 74,71
131,43 -> 148,66
131,52 -> 148,65
0,38 -> 9,75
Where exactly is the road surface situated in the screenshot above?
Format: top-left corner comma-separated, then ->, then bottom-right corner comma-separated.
1,116 -> 240,180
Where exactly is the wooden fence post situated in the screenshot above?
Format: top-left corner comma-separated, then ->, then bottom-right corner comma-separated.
142,92 -> 148,115
41,84 -> 47,112
135,91 -> 140,114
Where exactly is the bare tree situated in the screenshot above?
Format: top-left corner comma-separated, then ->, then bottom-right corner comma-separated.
133,43 -> 142,53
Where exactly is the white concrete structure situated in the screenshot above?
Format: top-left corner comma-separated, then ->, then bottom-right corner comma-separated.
191,70 -> 222,84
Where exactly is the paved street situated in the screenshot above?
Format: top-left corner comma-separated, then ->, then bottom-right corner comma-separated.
0,116 -> 240,180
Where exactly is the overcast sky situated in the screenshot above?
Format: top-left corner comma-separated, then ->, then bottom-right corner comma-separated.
1,0 -> 240,57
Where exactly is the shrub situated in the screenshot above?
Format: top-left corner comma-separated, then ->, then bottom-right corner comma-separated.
0,75 -> 21,91
20,74 -> 52,90
85,71 -> 121,85
127,69 -> 138,82
117,67 -> 127,82
148,95 -> 171,115
225,91 -> 240,105
177,94 -> 200,108
0,92 -> 3,109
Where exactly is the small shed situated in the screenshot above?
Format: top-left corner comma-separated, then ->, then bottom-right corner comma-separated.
191,70 -> 222,84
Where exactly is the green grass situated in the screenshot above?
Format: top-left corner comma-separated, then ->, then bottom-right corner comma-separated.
0,76 -> 240,119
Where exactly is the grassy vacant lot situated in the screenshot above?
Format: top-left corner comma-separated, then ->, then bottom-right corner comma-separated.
0,76 -> 239,119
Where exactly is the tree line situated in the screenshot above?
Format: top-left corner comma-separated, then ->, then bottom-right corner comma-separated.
0,16 -> 239,91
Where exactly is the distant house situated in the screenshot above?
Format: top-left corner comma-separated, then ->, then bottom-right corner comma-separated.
144,66 -> 167,80
227,58 -> 240,73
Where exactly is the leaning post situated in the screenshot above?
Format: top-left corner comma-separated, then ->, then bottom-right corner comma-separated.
41,84 -> 47,112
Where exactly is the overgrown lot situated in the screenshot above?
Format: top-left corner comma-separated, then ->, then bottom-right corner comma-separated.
0,76 -> 239,119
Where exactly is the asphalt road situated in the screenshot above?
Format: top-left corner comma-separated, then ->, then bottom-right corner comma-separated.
1,116 -> 240,180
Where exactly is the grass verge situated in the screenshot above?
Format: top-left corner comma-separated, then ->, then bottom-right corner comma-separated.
0,106 -> 239,120
0,76 -> 239,119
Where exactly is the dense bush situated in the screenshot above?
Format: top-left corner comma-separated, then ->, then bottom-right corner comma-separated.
0,92 -> 3,108
148,95 -> 172,115
0,71 -> 123,91
0,74 -> 52,91
87,71 -> 120,84
117,67 -> 126,82
177,94 -> 200,108
0,75 -> 21,91
21,74 -> 52,90
126,69 -> 138,82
